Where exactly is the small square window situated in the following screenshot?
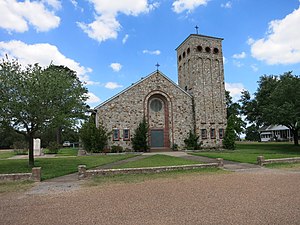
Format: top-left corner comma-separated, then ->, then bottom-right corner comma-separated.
123,129 -> 130,141
210,128 -> 216,139
219,128 -> 224,139
113,129 -> 119,141
201,129 -> 207,139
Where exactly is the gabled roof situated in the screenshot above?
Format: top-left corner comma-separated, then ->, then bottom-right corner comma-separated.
258,125 -> 290,132
176,34 -> 224,50
94,70 -> 192,109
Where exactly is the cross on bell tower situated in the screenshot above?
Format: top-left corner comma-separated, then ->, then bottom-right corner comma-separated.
195,25 -> 199,34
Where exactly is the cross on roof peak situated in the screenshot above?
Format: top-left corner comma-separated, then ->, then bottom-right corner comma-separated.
155,63 -> 160,71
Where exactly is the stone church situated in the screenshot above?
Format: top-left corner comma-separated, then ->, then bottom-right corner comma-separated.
95,33 -> 227,150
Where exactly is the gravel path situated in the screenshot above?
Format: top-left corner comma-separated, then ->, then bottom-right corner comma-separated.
1,169 -> 300,225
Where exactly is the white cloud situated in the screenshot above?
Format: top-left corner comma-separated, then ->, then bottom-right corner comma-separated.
232,51 -> 246,59
249,6 -> 300,65
0,40 -> 97,85
233,60 -> 243,67
110,63 -> 122,72
172,0 -> 209,14
251,64 -> 258,72
122,34 -> 129,44
143,49 -> 161,55
247,37 -> 255,45
223,56 -> 227,64
78,0 -> 158,43
86,92 -> 101,104
105,82 -> 123,89
221,1 -> 232,9
0,0 -> 60,33
225,82 -> 245,102
42,0 -> 62,10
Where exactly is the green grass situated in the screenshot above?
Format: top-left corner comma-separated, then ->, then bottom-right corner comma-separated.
113,154 -> 201,169
86,167 -> 226,186
265,162 -> 300,169
191,142 -> 300,164
42,147 -> 78,156
0,154 -> 136,180
0,151 -> 15,159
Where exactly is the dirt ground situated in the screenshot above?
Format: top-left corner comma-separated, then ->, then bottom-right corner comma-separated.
1,170 -> 300,225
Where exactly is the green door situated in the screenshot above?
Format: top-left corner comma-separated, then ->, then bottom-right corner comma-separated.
151,130 -> 164,147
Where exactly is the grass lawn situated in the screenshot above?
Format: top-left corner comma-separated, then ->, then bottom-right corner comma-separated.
265,162 -> 300,170
113,154 -> 201,169
191,142 -> 300,164
87,167 -> 226,186
0,154 -> 136,180
0,151 -> 15,159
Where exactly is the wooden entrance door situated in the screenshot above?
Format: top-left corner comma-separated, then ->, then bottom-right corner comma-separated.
150,129 -> 164,147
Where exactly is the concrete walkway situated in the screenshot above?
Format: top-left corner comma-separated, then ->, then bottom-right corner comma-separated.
26,151 -> 265,195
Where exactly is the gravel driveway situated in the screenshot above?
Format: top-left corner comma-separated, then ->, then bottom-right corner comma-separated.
1,169 -> 300,225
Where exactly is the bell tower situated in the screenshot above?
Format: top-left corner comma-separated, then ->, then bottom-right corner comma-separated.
176,34 -> 227,147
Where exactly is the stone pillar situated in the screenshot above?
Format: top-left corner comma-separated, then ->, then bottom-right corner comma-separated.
31,167 -> 41,182
78,165 -> 87,180
257,156 -> 265,166
216,158 -> 224,168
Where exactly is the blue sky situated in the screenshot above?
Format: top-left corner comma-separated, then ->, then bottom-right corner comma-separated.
1,0 -> 300,107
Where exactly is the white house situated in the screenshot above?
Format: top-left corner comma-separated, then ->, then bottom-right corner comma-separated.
259,125 -> 292,142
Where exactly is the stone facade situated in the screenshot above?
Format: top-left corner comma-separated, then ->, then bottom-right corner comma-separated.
96,71 -> 193,150
95,34 -> 227,150
176,34 -> 226,147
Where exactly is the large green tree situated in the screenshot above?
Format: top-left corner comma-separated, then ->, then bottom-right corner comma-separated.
240,72 -> 300,145
0,58 -> 88,166
225,90 -> 246,139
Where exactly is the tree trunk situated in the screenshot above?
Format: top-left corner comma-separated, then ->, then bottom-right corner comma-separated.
293,128 -> 299,146
28,134 -> 35,167
56,126 -> 62,145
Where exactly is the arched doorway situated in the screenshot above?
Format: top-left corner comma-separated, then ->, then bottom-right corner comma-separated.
147,94 -> 170,150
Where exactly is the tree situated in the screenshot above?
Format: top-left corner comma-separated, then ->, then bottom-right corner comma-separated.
225,90 -> 246,138
240,72 -> 300,145
223,115 -> 236,150
80,115 -> 109,152
245,124 -> 260,141
184,130 -> 202,150
0,122 -> 24,149
132,117 -> 149,152
0,58 -> 88,166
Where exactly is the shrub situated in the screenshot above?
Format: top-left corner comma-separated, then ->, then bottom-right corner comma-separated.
80,115 -> 110,153
184,131 -> 202,150
223,115 -> 236,150
47,141 -> 61,154
14,149 -> 28,155
12,141 -> 28,150
111,145 -> 123,153
132,117 -> 149,152
172,143 -> 178,151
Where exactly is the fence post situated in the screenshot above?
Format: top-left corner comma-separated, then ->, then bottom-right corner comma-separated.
78,165 -> 87,180
257,156 -> 265,166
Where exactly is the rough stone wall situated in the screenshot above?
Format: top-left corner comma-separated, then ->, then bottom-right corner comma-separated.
177,34 -> 227,147
96,72 -> 193,150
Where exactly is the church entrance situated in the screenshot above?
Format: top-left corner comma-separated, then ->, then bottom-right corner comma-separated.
147,93 -> 170,151
150,129 -> 164,147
